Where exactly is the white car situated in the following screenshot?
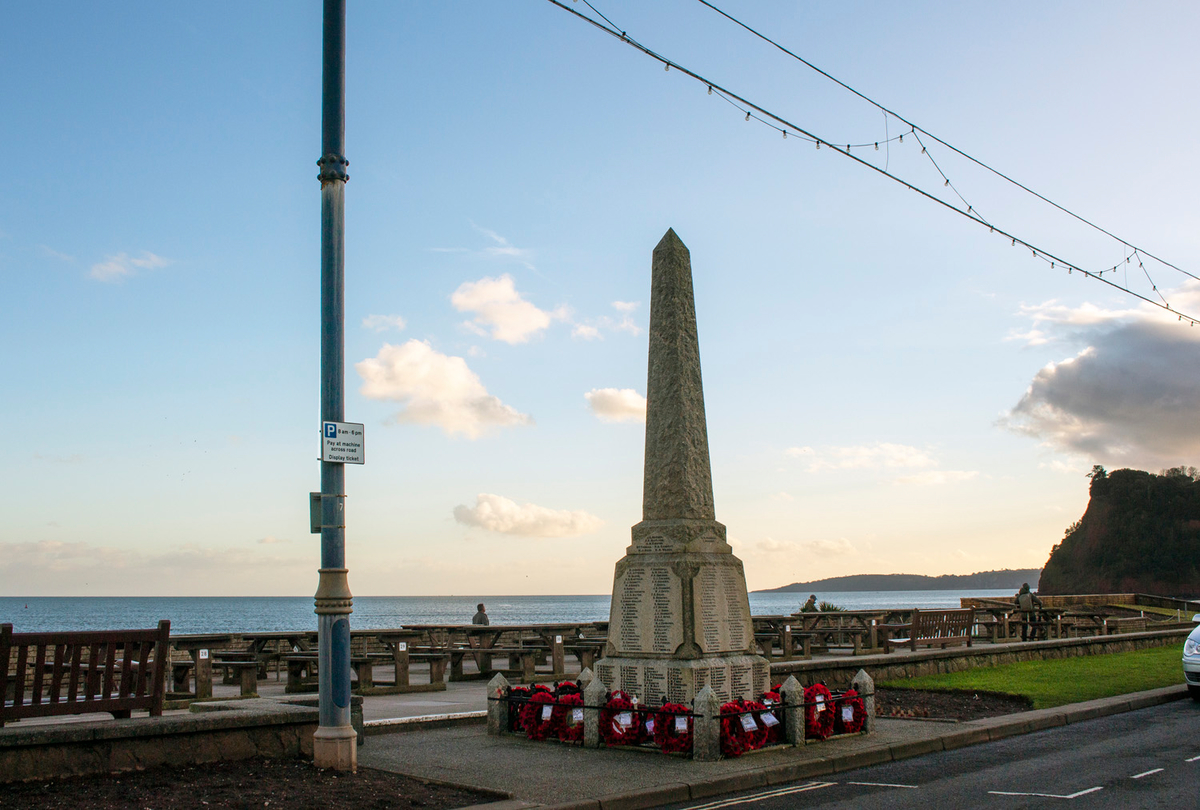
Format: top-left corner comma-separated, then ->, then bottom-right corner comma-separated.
1185,615 -> 1200,700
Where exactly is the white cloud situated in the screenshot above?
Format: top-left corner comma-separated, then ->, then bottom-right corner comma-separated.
362,314 -> 406,332
356,340 -> 531,439
789,443 -> 936,472
585,388 -> 647,423
570,301 -> 643,340
893,470 -> 979,486
1001,284 -> 1200,467
803,537 -> 857,555
750,536 -> 856,557
0,540 -> 311,596
40,245 -> 75,262
453,493 -> 603,537
472,224 -> 537,269
89,251 -> 170,282
451,274 -> 563,344
258,535 -> 288,544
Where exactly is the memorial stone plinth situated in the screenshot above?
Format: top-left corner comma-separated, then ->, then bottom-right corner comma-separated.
596,229 -> 769,705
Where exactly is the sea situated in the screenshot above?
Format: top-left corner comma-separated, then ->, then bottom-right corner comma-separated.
0,590 -> 1017,635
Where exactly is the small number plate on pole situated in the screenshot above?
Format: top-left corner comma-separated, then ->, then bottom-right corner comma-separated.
321,421 -> 365,464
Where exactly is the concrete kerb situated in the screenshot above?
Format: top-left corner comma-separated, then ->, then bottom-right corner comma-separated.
364,710 -> 486,736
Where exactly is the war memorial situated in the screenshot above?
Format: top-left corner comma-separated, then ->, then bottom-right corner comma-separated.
595,229 -> 769,706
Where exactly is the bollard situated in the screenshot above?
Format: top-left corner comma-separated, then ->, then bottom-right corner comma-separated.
486,673 -> 510,736
779,675 -> 805,746
692,685 -> 722,761
851,669 -> 875,734
583,677 -> 607,749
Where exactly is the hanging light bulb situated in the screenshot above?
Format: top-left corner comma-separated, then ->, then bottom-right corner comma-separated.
816,140 -> 821,149
875,142 -> 879,151
921,147 -> 927,154
944,179 -> 949,186
707,86 -> 713,95
664,63 -> 669,72
745,112 -> 750,121
783,130 -> 787,139
899,134 -> 903,143
1051,262 -> 1055,269
1012,238 -> 1016,246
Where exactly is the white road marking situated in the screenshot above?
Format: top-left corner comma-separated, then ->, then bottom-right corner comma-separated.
1131,768 -> 1164,779
846,781 -> 918,789
682,782 -> 836,810
989,787 -> 1103,799
1186,755 -> 1200,763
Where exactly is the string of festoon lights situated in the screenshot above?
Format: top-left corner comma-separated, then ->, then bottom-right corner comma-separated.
549,0 -> 1200,326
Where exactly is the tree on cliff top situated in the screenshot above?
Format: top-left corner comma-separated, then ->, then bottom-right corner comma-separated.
1039,467 -> 1200,597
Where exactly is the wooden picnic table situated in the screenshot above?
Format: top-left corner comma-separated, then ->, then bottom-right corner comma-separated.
781,610 -> 913,654
400,623 -> 600,680
169,633 -> 236,699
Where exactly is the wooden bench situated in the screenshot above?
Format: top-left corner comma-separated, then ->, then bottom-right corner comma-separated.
882,609 -> 974,653
1,620 -> 170,727
213,654 -> 259,697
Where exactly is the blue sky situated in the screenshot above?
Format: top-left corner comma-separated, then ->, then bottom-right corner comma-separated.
4,1 -> 1200,596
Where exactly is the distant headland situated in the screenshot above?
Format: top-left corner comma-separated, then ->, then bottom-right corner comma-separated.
754,568 -> 1042,594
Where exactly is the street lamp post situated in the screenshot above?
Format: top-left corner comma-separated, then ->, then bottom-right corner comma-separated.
312,0 -> 356,772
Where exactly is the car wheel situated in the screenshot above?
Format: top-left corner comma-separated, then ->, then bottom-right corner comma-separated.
1190,685 -> 1200,702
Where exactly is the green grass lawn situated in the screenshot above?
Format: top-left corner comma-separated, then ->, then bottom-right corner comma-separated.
880,645 -> 1186,709
1111,604 -> 1197,621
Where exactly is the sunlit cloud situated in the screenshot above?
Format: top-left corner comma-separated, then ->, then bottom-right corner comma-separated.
893,470 -> 979,486
89,251 -> 170,282
356,339 -> 531,439
570,301 -> 643,340
1001,284 -> 1200,468
0,540 -> 310,595
362,314 -> 406,332
451,274 -> 564,344
585,388 -> 646,423
787,443 -> 936,472
453,493 -> 603,537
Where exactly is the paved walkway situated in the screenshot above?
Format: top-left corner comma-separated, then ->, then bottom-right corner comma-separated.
356,685 -> 1191,810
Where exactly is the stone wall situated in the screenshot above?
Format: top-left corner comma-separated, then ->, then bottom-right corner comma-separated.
768,628 -> 1189,689
0,699 -> 327,783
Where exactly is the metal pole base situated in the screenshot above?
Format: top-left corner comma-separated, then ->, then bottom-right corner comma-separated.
312,724 -> 358,772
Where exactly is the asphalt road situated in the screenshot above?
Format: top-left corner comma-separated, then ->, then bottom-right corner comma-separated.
664,698 -> 1200,809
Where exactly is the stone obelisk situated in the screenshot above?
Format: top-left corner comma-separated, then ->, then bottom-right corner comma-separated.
596,229 -> 768,705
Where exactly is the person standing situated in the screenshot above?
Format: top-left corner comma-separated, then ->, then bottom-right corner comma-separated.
1014,583 -> 1042,641
472,603 -> 489,625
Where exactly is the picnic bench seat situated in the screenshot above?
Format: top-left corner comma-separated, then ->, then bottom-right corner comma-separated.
284,649 -> 450,694
1,620 -> 170,727
882,608 -> 974,653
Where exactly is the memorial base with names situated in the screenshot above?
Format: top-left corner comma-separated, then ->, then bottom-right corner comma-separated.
594,654 -> 769,705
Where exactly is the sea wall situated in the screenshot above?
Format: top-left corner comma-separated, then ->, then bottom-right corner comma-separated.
768,628 -> 1189,688
0,697 -> 360,784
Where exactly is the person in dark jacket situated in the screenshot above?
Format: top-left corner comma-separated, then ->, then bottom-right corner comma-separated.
472,603 -> 489,626
1014,583 -> 1042,641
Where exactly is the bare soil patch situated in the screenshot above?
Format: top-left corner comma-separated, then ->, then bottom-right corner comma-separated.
0,757 -> 492,810
875,687 -> 1032,721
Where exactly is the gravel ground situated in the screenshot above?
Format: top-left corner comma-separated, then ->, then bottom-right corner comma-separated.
0,758 -> 493,810
875,687 -> 1032,720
